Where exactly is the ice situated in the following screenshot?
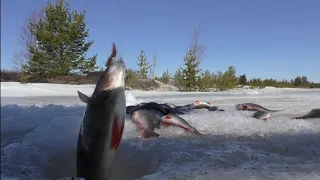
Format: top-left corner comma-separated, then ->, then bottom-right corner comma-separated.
1,82 -> 320,180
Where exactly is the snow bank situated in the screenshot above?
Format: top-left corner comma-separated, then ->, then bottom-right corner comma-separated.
1,82 -> 317,98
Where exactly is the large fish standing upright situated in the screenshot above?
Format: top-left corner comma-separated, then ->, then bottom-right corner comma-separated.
76,43 -> 126,180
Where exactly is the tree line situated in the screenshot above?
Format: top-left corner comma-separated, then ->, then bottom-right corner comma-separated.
10,0 -> 316,90
132,29 -> 314,91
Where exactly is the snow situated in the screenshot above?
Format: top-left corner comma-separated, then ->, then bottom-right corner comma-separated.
1,82 -> 320,180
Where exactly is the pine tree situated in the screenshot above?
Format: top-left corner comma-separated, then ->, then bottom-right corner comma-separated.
173,68 -> 184,89
181,49 -> 201,91
160,69 -> 171,84
294,76 -> 302,87
215,71 -> 224,91
136,49 -> 150,79
200,70 -> 213,90
238,74 -> 247,86
222,66 -> 238,89
25,0 -> 97,78
301,76 -> 309,87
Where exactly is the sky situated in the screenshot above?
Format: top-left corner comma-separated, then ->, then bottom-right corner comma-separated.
1,0 -> 320,82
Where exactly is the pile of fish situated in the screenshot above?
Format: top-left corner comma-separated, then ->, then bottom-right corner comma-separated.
126,101 -> 216,138
126,100 -> 320,139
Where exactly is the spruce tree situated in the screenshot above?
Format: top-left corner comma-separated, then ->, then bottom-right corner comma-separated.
136,49 -> 150,78
181,49 -> 201,91
222,66 -> 238,90
238,74 -> 247,86
173,68 -> 184,89
25,0 -> 97,78
160,69 -> 171,84
200,70 -> 213,90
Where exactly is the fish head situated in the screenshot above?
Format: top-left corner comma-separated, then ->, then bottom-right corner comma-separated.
235,104 -> 246,110
193,100 -> 200,105
131,110 -> 141,123
95,58 -> 126,93
132,110 -> 159,130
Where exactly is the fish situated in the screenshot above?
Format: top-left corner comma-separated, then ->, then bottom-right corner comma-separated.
131,109 -> 162,138
160,114 -> 203,135
192,100 -> 213,109
76,43 -> 126,180
235,103 -> 285,112
291,109 -> 320,119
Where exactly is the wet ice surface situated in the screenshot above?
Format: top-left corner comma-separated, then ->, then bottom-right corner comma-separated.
1,83 -> 320,180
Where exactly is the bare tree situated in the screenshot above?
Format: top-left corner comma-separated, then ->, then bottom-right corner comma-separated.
152,46 -> 157,79
12,10 -> 44,71
189,26 -> 206,63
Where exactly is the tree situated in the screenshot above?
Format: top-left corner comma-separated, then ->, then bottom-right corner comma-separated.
180,27 -> 205,91
199,70 -> 212,90
294,76 -> 302,87
238,74 -> 247,86
12,10 -> 44,71
181,49 -> 202,91
189,27 -> 206,63
136,49 -> 150,79
173,68 -> 184,89
215,70 -> 224,91
160,69 -> 171,84
25,0 -> 97,78
221,66 -> 238,90
301,76 -> 309,87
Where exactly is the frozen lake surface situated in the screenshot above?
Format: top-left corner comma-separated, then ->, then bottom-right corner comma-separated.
1,82 -> 320,180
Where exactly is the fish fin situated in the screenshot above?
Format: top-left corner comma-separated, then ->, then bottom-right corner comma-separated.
77,91 -> 90,103
140,130 -> 160,138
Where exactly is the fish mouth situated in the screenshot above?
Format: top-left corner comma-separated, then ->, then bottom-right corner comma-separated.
96,59 -> 126,91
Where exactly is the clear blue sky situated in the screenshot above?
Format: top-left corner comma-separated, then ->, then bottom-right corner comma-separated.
1,0 -> 320,82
